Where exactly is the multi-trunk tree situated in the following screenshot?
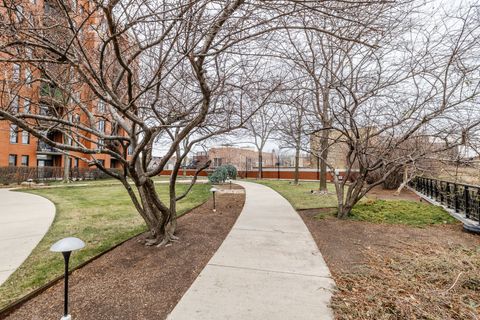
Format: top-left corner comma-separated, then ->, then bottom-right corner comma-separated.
0,0 -> 390,244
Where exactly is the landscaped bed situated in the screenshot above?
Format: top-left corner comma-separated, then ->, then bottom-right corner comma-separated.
252,180 -> 479,319
300,210 -> 480,319
0,181 -> 211,311
2,184 -> 245,319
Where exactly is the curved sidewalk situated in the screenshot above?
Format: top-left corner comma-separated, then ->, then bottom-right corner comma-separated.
0,189 -> 55,285
167,181 -> 335,320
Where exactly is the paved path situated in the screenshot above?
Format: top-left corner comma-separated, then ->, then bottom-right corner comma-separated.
167,181 -> 335,320
0,189 -> 55,285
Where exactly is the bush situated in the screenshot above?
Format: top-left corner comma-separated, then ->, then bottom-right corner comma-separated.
223,164 -> 237,179
208,165 -> 229,184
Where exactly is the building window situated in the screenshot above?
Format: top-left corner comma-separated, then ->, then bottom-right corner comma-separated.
213,157 -> 223,167
98,119 -> 105,132
8,154 -> 17,166
127,145 -> 133,155
74,158 -> 79,168
11,96 -> 19,113
21,155 -> 29,166
23,99 -> 30,113
10,125 -> 18,143
22,130 -> 30,144
71,0 -> 76,11
25,68 -> 32,86
97,100 -> 105,113
98,159 -> 105,167
15,5 -> 24,23
26,47 -> 33,58
12,64 -> 20,82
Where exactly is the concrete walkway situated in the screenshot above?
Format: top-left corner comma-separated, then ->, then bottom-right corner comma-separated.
167,181 -> 335,320
0,189 -> 55,285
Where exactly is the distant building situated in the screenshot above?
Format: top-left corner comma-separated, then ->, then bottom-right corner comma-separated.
199,146 -> 275,170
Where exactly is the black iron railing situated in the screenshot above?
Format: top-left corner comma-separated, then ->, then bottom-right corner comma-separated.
410,177 -> 480,225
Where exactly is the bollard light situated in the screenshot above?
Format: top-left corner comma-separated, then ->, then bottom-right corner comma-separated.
50,237 -> 85,320
210,187 -> 218,212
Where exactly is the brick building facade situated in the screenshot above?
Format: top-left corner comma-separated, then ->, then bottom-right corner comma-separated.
0,0 -> 126,169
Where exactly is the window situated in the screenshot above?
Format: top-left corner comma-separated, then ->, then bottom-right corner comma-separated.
98,119 -> 105,132
214,157 -> 223,167
15,5 -> 24,23
127,145 -> 133,155
21,155 -> 29,166
74,158 -> 79,168
12,64 -> 20,82
8,155 -> 17,166
25,68 -> 32,86
98,159 -> 105,166
11,96 -> 19,113
39,104 -> 49,116
22,130 -> 30,144
71,0 -> 76,11
23,99 -> 30,113
97,100 -> 105,113
9,125 -> 18,143
26,47 -> 33,58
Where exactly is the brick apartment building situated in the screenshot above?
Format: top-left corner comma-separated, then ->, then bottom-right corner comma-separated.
202,146 -> 276,171
0,0 -> 127,169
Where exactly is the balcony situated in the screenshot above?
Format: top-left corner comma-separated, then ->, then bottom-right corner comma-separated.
37,141 -> 62,155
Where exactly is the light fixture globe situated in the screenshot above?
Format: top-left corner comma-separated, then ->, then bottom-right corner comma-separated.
210,187 -> 218,193
50,237 -> 85,253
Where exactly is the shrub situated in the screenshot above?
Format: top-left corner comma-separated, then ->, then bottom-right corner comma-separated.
208,165 -> 229,184
223,164 -> 237,179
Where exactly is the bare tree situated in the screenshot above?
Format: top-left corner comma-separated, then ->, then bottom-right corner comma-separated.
1,0 -> 396,244
317,5 -> 480,218
275,89 -> 309,184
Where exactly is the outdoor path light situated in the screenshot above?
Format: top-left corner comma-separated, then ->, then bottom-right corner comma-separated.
226,178 -> 232,189
210,187 -> 218,212
50,237 -> 85,320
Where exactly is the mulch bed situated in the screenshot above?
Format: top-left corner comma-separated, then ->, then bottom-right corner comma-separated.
4,185 -> 245,320
299,209 -> 480,319
367,185 -> 422,202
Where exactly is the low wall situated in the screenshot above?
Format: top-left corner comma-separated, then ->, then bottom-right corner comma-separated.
160,167 -> 353,181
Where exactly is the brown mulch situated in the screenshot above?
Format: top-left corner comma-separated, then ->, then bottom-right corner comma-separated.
367,186 -> 422,202
299,210 -> 480,320
4,185 -> 245,320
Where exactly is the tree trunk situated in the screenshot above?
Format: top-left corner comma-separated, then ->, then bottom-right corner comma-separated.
293,144 -> 300,185
258,151 -> 263,179
319,129 -> 330,191
63,155 -> 70,183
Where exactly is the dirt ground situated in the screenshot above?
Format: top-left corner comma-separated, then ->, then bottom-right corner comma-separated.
367,185 -> 422,202
3,185 -> 245,320
299,209 -> 480,319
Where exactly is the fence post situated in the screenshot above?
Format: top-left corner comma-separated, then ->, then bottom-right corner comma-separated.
454,184 -> 459,213
465,186 -> 470,219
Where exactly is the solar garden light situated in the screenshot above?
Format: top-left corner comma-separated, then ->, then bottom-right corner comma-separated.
226,178 -> 232,189
50,237 -> 85,320
210,187 -> 218,212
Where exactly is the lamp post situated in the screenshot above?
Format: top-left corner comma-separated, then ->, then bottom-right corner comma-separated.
210,187 -> 218,212
50,237 -> 85,320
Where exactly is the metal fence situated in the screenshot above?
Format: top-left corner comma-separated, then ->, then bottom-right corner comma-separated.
0,166 -> 120,185
411,177 -> 480,224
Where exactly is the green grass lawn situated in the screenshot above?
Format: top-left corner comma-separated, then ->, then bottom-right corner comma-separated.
249,179 -> 457,227
250,180 -> 338,209
349,199 -> 457,226
0,182 -> 211,309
